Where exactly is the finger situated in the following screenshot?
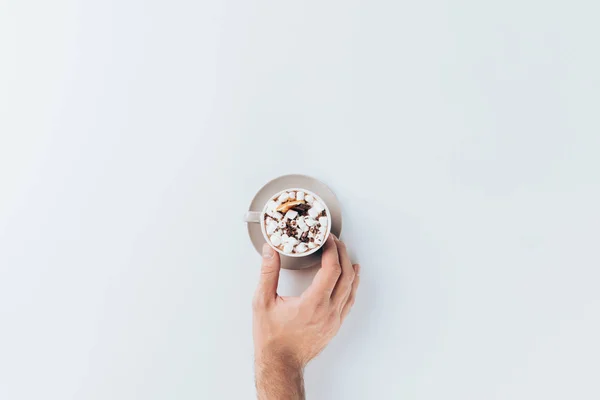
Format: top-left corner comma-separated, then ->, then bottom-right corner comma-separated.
303,235 -> 341,300
341,264 -> 360,321
331,237 -> 356,309
254,243 -> 281,306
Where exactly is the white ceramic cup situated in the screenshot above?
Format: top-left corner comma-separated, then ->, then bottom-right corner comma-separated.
244,188 -> 332,257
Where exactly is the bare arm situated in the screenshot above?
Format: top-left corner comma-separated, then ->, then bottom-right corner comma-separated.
255,348 -> 304,400
253,235 -> 360,400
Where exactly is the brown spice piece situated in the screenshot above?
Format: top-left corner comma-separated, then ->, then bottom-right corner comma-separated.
309,237 -> 315,242
276,200 -> 306,214
286,227 -> 295,237
320,210 -> 327,217
300,231 -> 309,242
291,203 -> 310,215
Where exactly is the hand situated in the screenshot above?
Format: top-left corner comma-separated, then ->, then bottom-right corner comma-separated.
253,235 -> 360,400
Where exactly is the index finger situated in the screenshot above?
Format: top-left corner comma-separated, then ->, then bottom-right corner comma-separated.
303,235 -> 342,300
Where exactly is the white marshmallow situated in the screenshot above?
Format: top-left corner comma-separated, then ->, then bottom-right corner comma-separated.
287,237 -> 299,246
318,216 -> 328,227
284,210 -> 298,220
283,243 -> 294,253
305,194 -> 314,204
315,237 -> 323,245
297,218 -> 308,232
308,242 -> 317,249
268,211 -> 283,220
278,220 -> 286,228
270,234 -> 282,246
278,192 -> 289,202
295,243 -> 308,253
266,221 -> 278,235
288,191 -> 296,200
305,218 -> 317,227
308,207 -> 321,219
266,200 -> 277,212
296,191 -> 305,201
312,201 -> 325,213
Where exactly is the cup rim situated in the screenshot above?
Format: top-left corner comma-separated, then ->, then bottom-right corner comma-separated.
260,188 -> 332,257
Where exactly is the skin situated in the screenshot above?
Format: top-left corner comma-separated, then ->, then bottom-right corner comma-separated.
253,235 -> 360,400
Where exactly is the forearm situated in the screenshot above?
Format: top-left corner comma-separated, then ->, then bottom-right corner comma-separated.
255,351 -> 305,400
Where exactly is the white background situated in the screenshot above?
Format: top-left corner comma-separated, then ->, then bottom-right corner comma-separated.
1,1 -> 599,399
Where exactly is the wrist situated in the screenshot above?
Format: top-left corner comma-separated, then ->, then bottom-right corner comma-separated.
255,346 -> 304,374
255,345 -> 305,400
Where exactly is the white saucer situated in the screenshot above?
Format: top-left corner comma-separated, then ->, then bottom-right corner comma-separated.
246,174 -> 343,270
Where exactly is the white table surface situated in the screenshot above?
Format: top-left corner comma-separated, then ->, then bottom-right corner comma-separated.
1,1 -> 599,399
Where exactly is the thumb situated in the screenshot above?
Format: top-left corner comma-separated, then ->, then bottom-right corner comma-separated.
256,243 -> 281,303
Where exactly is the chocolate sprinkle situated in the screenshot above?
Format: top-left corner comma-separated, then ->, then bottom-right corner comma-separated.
300,231 -> 309,242
320,210 -> 327,217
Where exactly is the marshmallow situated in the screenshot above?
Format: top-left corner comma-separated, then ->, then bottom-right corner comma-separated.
278,220 -> 286,228
270,234 -> 282,246
267,201 -> 282,212
297,218 -> 308,232
287,237 -> 299,246
308,242 -> 317,249
296,191 -> 305,201
295,243 -> 308,253
284,210 -> 298,220
315,232 -> 325,244
312,200 -> 324,213
305,195 -> 314,204
318,216 -> 328,227
268,211 -> 283,220
283,243 -> 294,253
305,218 -> 317,227
278,192 -> 289,202
308,207 -> 321,219
266,221 -> 278,235
288,191 -> 296,200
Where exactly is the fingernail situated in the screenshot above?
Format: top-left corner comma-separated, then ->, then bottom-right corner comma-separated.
354,264 -> 361,276
262,243 -> 274,259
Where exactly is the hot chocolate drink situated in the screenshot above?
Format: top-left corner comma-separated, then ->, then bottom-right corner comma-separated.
262,189 -> 330,255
